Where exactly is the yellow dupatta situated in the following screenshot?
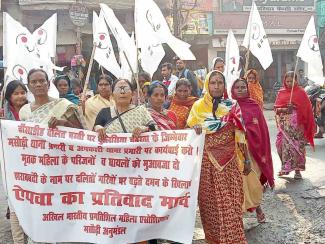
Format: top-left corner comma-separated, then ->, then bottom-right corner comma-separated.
187,71 -> 235,134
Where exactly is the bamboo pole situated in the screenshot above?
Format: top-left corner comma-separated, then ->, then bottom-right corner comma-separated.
82,43 -> 96,97
289,57 -> 299,104
122,51 -> 140,105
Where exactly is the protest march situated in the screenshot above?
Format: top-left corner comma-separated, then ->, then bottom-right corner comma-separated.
0,0 -> 324,244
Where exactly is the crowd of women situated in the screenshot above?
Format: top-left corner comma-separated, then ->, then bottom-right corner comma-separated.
1,55 -> 316,243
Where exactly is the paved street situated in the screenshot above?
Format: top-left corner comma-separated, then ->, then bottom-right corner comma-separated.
0,110 -> 324,244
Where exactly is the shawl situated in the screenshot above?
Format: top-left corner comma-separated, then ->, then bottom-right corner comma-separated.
274,74 -> 315,147
19,98 -> 86,129
54,75 -> 80,105
4,101 -> 20,121
85,94 -> 113,130
231,80 -> 274,187
187,71 -> 244,134
171,96 -> 198,108
148,108 -> 177,130
244,69 -> 264,110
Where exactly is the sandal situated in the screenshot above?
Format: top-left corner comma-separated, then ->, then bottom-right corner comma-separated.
294,171 -> 302,179
278,171 -> 289,177
256,211 -> 266,223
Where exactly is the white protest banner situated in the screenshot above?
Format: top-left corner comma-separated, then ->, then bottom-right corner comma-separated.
93,11 -> 122,78
225,30 -> 240,98
0,120 -> 204,244
242,2 -> 273,70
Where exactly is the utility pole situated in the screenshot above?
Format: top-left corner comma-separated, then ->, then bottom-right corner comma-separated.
173,0 -> 180,38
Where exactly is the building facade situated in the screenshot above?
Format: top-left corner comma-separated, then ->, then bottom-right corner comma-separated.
183,0 -> 318,100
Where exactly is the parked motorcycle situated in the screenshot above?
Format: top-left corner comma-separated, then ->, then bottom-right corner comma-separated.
305,84 -> 325,138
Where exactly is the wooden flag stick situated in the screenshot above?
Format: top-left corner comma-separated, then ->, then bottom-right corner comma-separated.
100,65 -> 105,76
122,51 -> 140,105
289,57 -> 299,104
82,43 -> 96,98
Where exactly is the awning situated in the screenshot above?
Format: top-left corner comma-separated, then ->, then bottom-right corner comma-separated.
19,0 -> 134,10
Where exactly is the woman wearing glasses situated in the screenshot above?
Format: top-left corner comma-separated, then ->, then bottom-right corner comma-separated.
94,78 -> 156,140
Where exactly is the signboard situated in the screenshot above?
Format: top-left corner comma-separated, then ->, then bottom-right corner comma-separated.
19,0 -> 75,4
317,0 -> 325,27
183,12 -> 213,35
69,3 -> 89,27
0,121 -> 204,243
243,0 -> 315,11
180,0 -> 213,11
222,0 -> 315,12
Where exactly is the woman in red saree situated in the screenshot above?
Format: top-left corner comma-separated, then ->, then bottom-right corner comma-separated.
188,71 -> 250,244
274,71 -> 315,179
231,78 -> 274,223
169,78 -> 198,129
147,81 -> 177,130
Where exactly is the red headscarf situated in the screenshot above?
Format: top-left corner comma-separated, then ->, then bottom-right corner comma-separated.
274,72 -> 315,147
232,79 -> 274,187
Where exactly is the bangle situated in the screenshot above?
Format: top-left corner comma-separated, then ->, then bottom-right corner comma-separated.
244,159 -> 251,165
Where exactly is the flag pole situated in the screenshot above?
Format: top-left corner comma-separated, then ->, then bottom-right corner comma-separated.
289,57 -> 299,104
82,43 -> 96,98
100,65 -> 105,76
122,51 -> 140,105
244,1 -> 254,73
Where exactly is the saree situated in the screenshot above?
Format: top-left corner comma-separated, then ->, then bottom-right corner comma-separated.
148,108 -> 177,130
169,96 -> 198,129
274,74 -> 315,174
187,71 -> 247,244
275,109 -> 307,173
85,94 -> 113,130
244,69 -> 264,110
231,83 -> 274,187
105,105 -> 156,133
19,98 -> 85,128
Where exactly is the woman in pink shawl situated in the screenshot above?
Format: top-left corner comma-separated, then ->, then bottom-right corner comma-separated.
232,78 -> 274,223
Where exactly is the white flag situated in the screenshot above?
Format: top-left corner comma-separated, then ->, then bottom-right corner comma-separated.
135,0 -> 165,77
135,0 -> 195,61
100,4 -> 138,78
3,13 -> 59,98
297,16 -> 324,86
93,11 -> 122,78
242,2 -> 273,70
33,13 -> 57,59
225,30 -> 240,98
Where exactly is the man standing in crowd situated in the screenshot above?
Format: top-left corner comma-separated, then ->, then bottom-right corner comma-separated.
298,69 -> 308,88
174,57 -> 199,97
161,62 -> 179,96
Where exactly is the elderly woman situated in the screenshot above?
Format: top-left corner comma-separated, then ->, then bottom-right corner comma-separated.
20,69 -> 85,129
244,69 -> 264,110
231,78 -> 274,223
20,69 -> 85,243
54,75 -> 80,105
188,71 -> 250,243
274,71 -> 315,179
169,78 -> 198,129
94,78 -> 156,139
147,81 -> 177,130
